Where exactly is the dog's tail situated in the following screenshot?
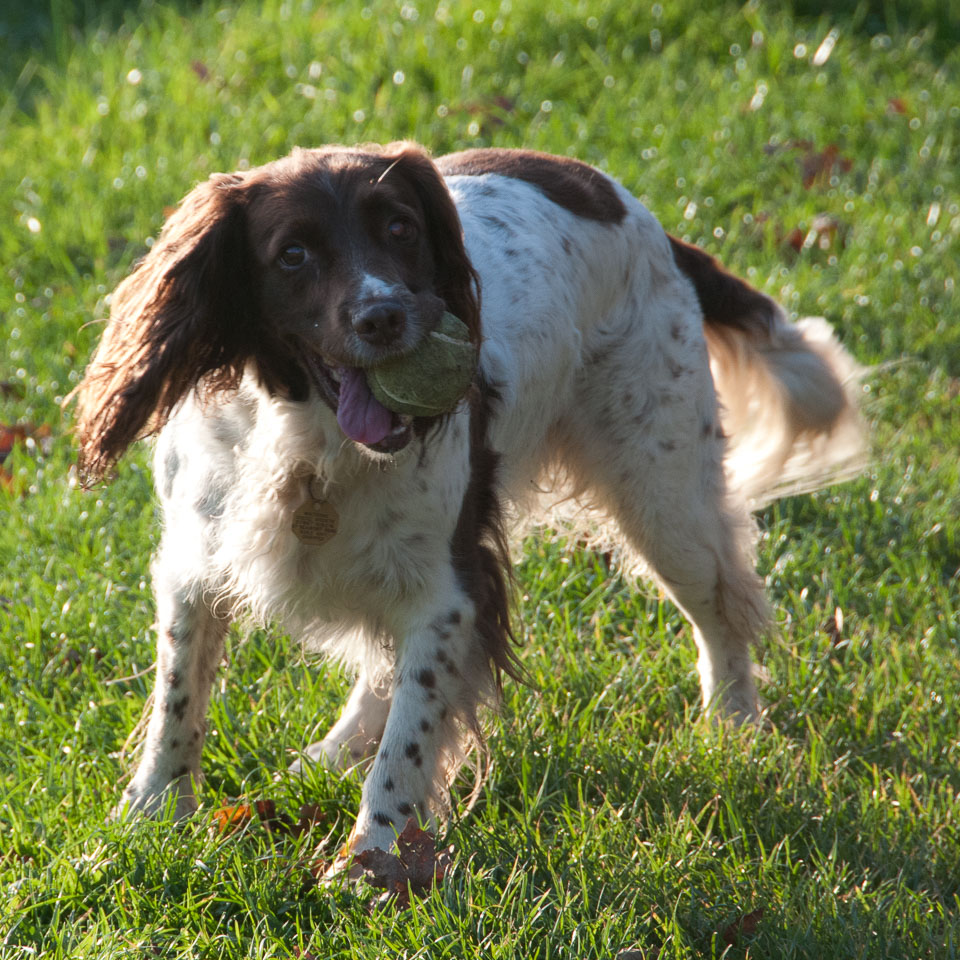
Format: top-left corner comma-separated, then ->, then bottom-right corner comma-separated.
669,236 -> 867,506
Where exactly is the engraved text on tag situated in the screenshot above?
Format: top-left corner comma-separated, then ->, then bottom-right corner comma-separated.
291,499 -> 339,546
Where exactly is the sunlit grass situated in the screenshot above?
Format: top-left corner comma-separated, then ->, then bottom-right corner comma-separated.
0,1 -> 958,956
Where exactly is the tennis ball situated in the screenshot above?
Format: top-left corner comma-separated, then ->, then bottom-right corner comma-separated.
367,312 -> 477,417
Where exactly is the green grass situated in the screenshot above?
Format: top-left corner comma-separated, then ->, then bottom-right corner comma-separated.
1,0 -> 959,956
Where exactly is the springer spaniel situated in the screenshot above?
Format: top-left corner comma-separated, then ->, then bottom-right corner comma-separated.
74,143 -> 864,860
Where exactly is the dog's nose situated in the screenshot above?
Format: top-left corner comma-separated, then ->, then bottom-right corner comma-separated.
352,300 -> 406,346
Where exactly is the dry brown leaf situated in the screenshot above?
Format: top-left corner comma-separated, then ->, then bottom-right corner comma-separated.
292,803 -> 328,839
212,803 -> 254,835
213,798 -> 329,846
0,423 -> 52,457
803,213 -> 844,250
354,819 -> 453,908
800,143 -> 852,189
763,139 -> 853,189
456,95 -> 516,133
0,425 -> 29,465
825,605 -> 845,646
0,422 -> 53,494
785,226 -> 805,252
254,798 -> 297,836
721,906 -> 764,946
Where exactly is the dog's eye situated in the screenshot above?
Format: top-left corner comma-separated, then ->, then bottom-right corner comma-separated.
278,244 -> 308,269
387,218 -> 418,244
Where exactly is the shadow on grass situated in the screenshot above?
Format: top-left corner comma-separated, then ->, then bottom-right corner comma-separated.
0,0 -> 196,105
2,0 -> 957,96
1,0 -> 198,68
792,0 -> 959,55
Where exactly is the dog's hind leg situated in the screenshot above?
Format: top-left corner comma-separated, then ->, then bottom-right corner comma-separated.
557,314 -> 769,720
115,565 -> 230,818
614,484 -> 766,720
290,667 -> 391,773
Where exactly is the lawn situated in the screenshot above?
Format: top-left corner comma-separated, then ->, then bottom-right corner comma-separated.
0,0 -> 958,956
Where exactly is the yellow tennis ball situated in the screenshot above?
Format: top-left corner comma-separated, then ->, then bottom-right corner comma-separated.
367,313 -> 477,417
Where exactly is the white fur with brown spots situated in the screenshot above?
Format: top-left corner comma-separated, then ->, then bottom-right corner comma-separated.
74,144 -> 865,859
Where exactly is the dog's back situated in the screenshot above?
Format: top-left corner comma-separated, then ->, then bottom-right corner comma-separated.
442,154 -> 865,510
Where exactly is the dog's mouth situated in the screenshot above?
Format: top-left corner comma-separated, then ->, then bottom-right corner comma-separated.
304,352 -> 413,454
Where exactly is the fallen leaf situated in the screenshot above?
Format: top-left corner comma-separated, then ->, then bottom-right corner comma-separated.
212,803 -> 254,835
0,423 -> 52,494
292,803 -> 328,839
213,797 -> 330,848
824,605 -> 845,646
802,213 -> 844,250
800,143 -> 852,189
764,140 -> 853,189
457,95 -> 516,133
887,97 -> 908,115
0,425 -> 29,464
254,798 -> 297,836
785,226 -> 805,252
721,907 -> 764,946
354,820 -> 453,908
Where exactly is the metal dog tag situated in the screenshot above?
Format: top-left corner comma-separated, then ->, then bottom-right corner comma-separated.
292,498 -> 339,546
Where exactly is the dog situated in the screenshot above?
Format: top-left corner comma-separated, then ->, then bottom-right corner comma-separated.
73,143 -> 864,859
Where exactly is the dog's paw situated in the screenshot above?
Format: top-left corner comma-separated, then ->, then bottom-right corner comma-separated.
288,739 -> 340,774
110,777 -> 198,821
317,849 -> 366,886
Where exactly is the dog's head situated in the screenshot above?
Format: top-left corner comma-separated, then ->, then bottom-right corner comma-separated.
73,143 -> 480,478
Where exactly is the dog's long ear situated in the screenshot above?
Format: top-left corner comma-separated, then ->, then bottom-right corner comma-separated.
383,143 -> 481,346
73,173 -> 259,481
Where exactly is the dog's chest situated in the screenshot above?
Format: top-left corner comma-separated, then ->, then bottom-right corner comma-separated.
287,468 -> 453,591
186,397 -> 473,630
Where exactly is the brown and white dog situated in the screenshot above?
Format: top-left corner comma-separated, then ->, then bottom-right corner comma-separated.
74,143 -> 864,858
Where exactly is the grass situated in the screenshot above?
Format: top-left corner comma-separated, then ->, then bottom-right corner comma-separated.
0,0 -> 958,956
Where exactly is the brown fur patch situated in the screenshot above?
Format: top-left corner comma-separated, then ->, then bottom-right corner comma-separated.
437,149 -> 627,225
71,143 -> 481,482
667,236 -> 779,338
450,376 -> 522,691
70,172 -> 304,480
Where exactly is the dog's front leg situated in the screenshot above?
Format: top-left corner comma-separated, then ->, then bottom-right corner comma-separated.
290,666 -> 391,774
116,571 -> 230,819
346,589 -> 479,855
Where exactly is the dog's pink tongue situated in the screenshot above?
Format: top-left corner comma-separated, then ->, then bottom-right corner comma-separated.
336,367 -> 393,445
